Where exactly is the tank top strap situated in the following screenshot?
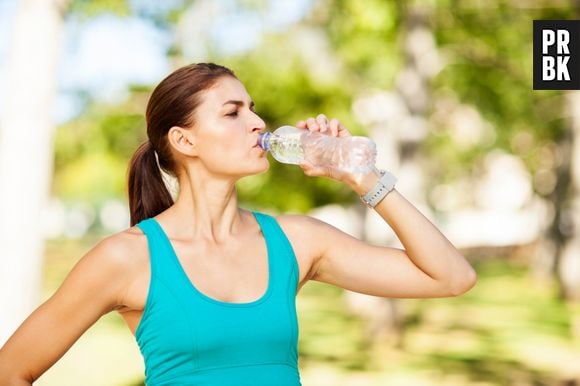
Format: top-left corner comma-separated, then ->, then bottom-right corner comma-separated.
252,211 -> 289,249
135,218 -> 176,280
251,211 -> 299,294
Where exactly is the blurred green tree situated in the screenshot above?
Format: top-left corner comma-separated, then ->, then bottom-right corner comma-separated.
51,0 -> 580,300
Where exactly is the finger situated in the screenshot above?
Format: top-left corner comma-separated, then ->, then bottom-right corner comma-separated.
301,159 -> 329,176
296,120 -> 307,129
312,165 -> 342,180
300,160 -> 321,173
300,160 -> 346,181
303,165 -> 325,177
316,114 -> 328,133
337,121 -> 352,137
299,160 -> 316,176
329,118 -> 340,136
306,117 -> 319,131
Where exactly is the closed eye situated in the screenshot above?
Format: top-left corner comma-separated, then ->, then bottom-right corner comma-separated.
226,111 -> 238,117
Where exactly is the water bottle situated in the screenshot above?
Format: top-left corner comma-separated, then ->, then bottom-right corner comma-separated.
258,125 -> 377,175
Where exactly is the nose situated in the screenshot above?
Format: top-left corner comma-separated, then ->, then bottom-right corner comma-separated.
251,111 -> 266,133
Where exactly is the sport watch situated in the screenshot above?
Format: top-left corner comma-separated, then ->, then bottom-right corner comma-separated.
359,169 -> 397,208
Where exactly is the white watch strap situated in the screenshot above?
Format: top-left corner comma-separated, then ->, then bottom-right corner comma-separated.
360,170 -> 397,208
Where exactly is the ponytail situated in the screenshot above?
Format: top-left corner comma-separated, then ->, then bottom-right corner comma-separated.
127,141 -> 174,226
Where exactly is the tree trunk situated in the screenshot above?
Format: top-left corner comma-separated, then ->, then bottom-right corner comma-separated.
0,0 -> 67,345
557,91 -> 580,301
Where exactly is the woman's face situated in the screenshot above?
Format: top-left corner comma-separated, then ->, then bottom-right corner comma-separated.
190,76 -> 269,177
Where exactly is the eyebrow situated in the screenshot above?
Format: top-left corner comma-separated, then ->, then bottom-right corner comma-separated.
222,100 -> 255,108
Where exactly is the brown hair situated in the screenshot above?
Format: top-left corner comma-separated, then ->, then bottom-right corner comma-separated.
127,63 -> 236,226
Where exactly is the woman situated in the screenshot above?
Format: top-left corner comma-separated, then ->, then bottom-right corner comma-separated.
0,63 -> 476,385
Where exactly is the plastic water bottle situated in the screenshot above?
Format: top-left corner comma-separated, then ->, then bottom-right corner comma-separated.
258,126 -> 377,175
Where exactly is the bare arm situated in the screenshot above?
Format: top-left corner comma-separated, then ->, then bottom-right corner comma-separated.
293,114 -> 476,298
292,187 -> 476,298
0,235 -> 133,384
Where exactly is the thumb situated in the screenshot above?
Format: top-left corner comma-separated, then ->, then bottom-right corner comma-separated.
299,160 -> 345,180
299,160 -> 326,176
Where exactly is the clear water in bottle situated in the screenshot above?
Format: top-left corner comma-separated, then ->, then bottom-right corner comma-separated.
258,125 -> 377,175
260,126 -> 305,164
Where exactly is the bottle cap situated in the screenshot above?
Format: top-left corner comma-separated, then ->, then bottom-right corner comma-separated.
258,132 -> 272,151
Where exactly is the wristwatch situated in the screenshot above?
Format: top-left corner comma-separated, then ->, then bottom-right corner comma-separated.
359,169 -> 397,208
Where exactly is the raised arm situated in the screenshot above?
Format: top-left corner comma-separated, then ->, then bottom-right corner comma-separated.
284,190 -> 476,298
291,114 -> 476,298
0,235 -> 134,385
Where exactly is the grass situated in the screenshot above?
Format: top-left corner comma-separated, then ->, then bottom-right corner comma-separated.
35,238 -> 580,386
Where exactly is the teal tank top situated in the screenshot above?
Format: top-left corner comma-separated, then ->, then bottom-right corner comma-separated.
134,211 -> 301,386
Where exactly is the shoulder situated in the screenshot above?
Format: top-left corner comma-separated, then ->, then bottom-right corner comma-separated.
49,225 -> 150,312
275,212 -> 337,237
274,213 -> 334,256
274,212 -> 361,257
77,225 -> 149,277
275,212 -> 319,231
269,214 -> 322,283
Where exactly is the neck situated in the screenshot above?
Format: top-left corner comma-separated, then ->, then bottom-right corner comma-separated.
160,167 -> 245,243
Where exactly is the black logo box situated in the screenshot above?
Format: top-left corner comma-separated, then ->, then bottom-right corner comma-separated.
533,20 -> 580,90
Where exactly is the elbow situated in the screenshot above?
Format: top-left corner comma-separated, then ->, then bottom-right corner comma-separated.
0,372 -> 32,386
0,358 -> 33,386
448,264 -> 477,297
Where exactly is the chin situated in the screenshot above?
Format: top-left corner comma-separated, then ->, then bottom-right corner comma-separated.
239,158 -> 270,177
254,158 -> 270,174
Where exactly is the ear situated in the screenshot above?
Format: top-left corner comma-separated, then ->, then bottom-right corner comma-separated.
168,126 -> 197,157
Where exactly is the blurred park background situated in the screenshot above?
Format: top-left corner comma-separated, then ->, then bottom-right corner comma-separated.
1,0 -> 580,385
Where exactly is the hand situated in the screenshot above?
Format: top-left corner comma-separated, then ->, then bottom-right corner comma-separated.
295,114 -> 355,183
296,113 -> 352,138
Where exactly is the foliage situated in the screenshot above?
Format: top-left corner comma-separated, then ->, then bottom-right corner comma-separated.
310,0 -> 402,90
68,0 -> 132,18
427,4 -> 574,180
53,92 -> 148,204
53,0 -> 579,214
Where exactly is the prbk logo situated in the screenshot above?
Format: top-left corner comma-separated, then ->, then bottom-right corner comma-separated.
533,20 -> 580,90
